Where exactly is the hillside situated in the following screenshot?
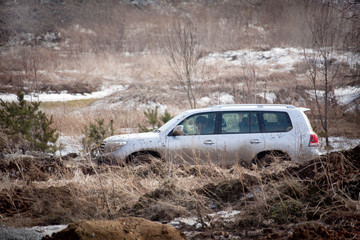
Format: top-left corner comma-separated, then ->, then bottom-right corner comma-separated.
0,0 -> 360,239
0,0 -> 359,140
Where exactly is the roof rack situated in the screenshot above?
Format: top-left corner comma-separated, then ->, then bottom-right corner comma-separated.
207,104 -> 295,109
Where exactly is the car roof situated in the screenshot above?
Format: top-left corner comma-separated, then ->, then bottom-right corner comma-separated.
180,104 -> 308,117
204,104 -> 297,111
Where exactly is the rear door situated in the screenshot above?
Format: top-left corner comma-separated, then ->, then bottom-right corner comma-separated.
259,111 -> 294,155
216,111 -> 265,166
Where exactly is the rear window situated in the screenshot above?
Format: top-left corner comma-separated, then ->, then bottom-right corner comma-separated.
260,112 -> 293,132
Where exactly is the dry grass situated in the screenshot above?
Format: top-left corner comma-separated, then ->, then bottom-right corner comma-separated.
40,98 -> 99,109
0,145 -> 359,240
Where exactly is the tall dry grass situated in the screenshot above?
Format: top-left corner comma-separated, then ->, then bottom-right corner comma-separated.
1,143 -> 359,236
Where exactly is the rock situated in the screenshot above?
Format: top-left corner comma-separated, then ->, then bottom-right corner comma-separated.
43,217 -> 185,240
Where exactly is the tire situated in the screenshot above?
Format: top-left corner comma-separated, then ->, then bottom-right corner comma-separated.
238,160 -> 252,169
253,152 -> 289,169
96,155 -> 120,166
253,153 -> 277,169
127,153 -> 155,165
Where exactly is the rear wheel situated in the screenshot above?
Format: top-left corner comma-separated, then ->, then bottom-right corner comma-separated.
254,154 -> 275,169
253,152 -> 289,169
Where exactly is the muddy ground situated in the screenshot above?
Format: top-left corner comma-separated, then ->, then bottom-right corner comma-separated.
0,146 -> 359,239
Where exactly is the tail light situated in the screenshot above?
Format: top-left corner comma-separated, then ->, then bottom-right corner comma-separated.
309,134 -> 319,147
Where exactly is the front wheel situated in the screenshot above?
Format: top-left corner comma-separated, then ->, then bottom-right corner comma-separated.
127,153 -> 157,165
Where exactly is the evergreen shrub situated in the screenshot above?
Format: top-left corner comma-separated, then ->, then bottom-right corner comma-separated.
0,91 -> 58,154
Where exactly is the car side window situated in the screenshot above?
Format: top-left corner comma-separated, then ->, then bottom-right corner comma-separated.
177,113 -> 216,135
221,112 -> 260,134
261,112 -> 293,132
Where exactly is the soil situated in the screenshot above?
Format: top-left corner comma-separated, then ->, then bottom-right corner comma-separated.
43,217 -> 185,240
0,146 -> 359,239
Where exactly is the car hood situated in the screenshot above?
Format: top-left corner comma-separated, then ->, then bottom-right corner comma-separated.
104,132 -> 160,142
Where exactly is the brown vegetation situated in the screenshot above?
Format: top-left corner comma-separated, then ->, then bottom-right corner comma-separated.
0,146 -> 359,239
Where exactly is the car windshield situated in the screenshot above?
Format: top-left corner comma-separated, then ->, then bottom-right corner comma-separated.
155,111 -> 190,133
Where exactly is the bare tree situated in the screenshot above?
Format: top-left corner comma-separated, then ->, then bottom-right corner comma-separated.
162,19 -> 203,109
240,60 -> 259,104
341,1 -> 360,81
303,1 -> 345,148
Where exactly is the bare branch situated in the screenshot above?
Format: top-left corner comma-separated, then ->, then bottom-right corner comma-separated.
161,18 -> 203,109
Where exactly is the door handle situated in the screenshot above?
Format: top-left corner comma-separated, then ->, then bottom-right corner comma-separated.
203,140 -> 215,145
250,139 -> 262,144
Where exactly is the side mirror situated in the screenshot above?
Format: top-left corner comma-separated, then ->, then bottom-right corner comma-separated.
172,125 -> 184,136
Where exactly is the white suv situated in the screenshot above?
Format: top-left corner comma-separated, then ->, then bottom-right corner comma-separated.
98,104 -> 320,166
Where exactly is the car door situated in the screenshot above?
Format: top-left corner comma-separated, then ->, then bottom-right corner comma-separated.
216,111 -> 265,167
259,111 -> 294,155
166,112 -> 218,165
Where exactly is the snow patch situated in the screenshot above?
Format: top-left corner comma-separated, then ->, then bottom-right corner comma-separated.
257,92 -> 277,103
169,210 -> 241,230
307,86 -> 360,106
0,85 -> 127,103
203,47 -> 359,74
55,135 -> 83,156
30,225 -> 68,237
204,47 -> 305,72
335,86 -> 360,105
319,137 -> 360,155
198,92 -> 234,106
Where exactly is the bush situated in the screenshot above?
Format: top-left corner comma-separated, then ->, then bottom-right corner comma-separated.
81,118 -> 114,156
0,91 -> 58,154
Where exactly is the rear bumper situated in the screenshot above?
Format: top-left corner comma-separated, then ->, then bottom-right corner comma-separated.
293,147 -> 320,162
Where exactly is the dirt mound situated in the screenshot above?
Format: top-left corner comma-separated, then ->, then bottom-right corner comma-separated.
44,217 -> 185,240
284,145 -> 360,202
289,221 -> 360,240
0,155 -> 65,181
199,172 -> 260,202
0,153 -> 84,182
127,181 -> 191,222
0,184 -> 97,227
1,146 -> 359,239
131,158 -> 168,178
287,145 -> 360,180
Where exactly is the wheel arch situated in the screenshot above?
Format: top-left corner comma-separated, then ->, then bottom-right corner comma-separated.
252,149 -> 290,164
126,150 -> 162,163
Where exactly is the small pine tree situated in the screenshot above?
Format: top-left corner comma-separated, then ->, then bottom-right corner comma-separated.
82,118 -> 114,154
138,107 -> 173,132
144,107 -> 161,129
160,109 -> 172,124
0,91 -> 58,154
